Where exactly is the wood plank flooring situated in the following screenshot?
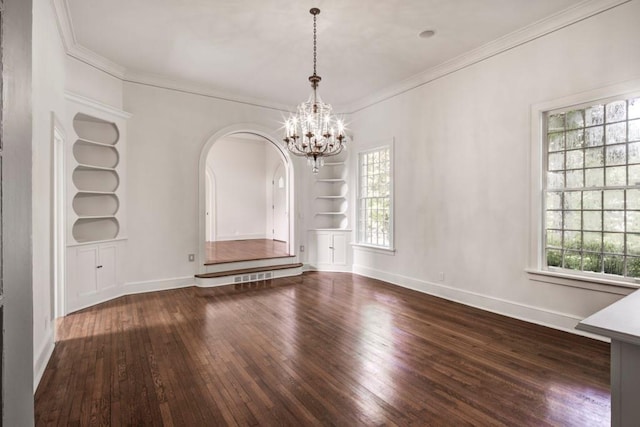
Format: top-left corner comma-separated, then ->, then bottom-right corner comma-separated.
35,272 -> 610,426
205,239 -> 291,265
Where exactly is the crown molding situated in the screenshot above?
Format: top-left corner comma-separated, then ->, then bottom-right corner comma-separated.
123,69 -> 293,113
51,0 -> 126,79
52,0 -> 630,116
51,0 -> 76,51
339,0 -> 631,114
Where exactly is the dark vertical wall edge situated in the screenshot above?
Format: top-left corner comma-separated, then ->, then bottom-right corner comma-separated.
2,0 -> 33,425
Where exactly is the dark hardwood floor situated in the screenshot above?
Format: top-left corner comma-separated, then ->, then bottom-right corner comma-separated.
205,239 -> 291,265
35,273 -> 610,426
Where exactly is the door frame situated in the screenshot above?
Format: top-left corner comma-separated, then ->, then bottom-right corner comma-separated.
51,114 -> 66,321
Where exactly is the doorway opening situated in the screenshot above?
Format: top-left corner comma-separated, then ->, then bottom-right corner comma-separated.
203,131 -> 293,264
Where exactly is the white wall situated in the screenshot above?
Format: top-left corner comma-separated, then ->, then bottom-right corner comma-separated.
349,0 -> 640,333
32,0 -> 67,388
65,56 -> 124,109
206,136 -> 268,240
123,82 -> 305,284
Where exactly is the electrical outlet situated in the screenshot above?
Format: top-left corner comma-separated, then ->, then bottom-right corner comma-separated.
300,245 -> 305,252
188,254 -> 195,262
438,272 -> 445,282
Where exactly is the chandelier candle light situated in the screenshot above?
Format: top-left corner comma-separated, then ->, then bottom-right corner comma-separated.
283,8 -> 347,174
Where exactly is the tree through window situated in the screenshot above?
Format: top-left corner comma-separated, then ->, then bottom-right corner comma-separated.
358,146 -> 392,248
544,94 -> 640,279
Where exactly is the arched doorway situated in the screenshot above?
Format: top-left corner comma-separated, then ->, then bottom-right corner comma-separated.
198,125 -> 295,269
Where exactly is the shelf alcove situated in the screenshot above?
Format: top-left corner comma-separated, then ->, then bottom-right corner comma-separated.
72,217 -> 120,243
73,141 -> 119,168
73,113 -> 119,145
73,193 -> 119,216
72,167 -> 119,193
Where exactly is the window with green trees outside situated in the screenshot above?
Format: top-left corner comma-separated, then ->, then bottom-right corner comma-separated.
545,94 -> 640,279
358,146 -> 392,249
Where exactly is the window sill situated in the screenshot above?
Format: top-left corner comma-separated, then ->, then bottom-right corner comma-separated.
351,243 -> 396,255
525,268 -> 639,296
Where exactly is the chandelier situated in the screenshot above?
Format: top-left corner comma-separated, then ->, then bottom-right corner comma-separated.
283,8 -> 347,174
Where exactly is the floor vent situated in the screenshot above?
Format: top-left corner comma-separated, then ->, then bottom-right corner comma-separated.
233,271 -> 275,284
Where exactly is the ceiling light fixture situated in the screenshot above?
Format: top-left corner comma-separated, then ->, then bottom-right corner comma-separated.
419,30 -> 436,39
283,8 -> 347,174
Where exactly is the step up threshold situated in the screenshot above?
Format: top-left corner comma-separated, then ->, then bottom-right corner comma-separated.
195,263 -> 303,279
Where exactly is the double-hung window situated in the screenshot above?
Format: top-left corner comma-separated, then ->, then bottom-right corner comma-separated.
544,94 -> 640,280
357,146 -> 393,249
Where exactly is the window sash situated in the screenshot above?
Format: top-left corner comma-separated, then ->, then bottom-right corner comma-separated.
543,95 -> 640,280
358,146 -> 392,248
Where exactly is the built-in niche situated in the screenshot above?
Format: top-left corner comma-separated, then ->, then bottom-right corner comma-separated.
70,113 -> 122,243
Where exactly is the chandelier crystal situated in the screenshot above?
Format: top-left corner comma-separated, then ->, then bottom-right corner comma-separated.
284,8 -> 347,174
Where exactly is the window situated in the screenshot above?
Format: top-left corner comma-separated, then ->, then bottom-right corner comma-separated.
358,146 -> 393,249
544,94 -> 640,280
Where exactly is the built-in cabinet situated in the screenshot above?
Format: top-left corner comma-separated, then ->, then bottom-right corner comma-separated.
307,230 -> 350,271
64,93 -> 131,313
307,151 -> 351,271
67,242 -> 121,300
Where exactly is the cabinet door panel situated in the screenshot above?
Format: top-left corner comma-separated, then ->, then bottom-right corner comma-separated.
332,233 -> 348,265
98,245 -> 117,290
317,233 -> 332,265
76,247 -> 98,296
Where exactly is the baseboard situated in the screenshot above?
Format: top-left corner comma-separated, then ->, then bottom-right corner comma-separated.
34,327 -> 55,391
124,276 -> 194,295
305,264 -> 353,273
66,276 -> 195,314
215,234 -> 267,241
352,264 -> 609,342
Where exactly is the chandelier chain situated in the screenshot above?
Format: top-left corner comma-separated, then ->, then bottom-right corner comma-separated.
313,11 -> 317,77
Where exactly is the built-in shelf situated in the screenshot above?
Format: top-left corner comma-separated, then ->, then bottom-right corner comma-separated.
76,190 -> 116,195
65,97 -> 130,314
75,163 -> 117,172
75,137 -> 118,148
72,167 -> 119,192
70,112 -> 123,244
73,112 -> 119,145
311,152 -> 349,230
73,193 -> 119,216
72,217 -> 120,243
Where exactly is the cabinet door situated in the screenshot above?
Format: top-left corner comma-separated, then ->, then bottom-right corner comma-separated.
97,244 -> 117,290
332,233 -> 348,266
76,246 -> 98,296
316,232 -> 332,264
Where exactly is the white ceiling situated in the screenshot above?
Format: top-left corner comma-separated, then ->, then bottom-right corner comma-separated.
66,0 -> 585,109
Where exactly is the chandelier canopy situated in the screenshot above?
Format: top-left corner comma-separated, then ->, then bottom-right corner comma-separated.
283,8 -> 347,174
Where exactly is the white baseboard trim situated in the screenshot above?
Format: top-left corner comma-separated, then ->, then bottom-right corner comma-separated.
352,264 -> 609,342
215,234 -> 268,241
34,328 -> 55,391
305,264 -> 353,273
124,276 -> 194,295
66,276 -> 195,314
